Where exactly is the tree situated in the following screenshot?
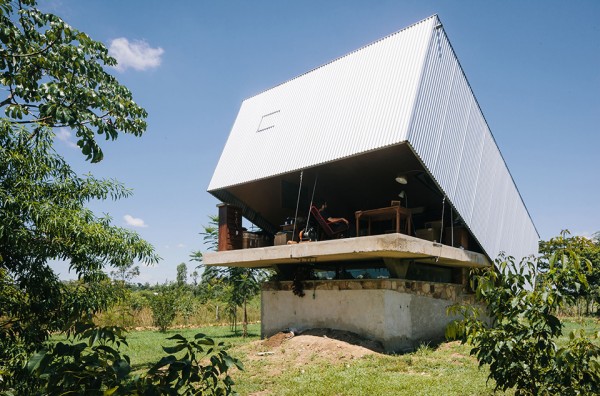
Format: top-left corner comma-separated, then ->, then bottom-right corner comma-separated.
228,268 -> 262,337
176,262 -> 188,287
0,122 -> 161,389
447,238 -> 600,395
539,230 -> 600,315
1,1 -> 245,389
110,263 -> 141,326
0,0 -> 147,163
0,0 -> 160,392
177,289 -> 198,325
192,215 -> 266,336
111,263 -> 141,286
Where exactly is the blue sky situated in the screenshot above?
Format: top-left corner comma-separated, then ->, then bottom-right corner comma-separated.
47,1 -> 600,284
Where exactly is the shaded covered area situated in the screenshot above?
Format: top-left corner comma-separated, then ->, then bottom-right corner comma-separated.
209,142 -> 485,257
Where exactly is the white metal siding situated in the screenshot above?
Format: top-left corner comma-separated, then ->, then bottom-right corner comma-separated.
208,16 -> 437,191
407,23 -> 538,261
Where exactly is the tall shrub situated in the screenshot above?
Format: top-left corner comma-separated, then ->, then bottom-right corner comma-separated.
447,242 -> 600,395
150,287 -> 178,332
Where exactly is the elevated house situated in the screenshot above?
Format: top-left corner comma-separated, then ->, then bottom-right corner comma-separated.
205,15 -> 539,351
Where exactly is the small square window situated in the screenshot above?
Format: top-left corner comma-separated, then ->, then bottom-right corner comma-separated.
257,110 -> 280,132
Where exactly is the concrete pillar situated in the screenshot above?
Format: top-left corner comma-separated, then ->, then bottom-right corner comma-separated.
384,258 -> 410,278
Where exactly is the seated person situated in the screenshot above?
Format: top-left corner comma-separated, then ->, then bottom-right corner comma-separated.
299,202 -> 351,241
318,202 -> 349,232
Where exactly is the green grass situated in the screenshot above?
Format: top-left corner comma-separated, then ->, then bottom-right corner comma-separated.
51,317 -> 599,395
232,340 -> 505,396
119,324 -> 261,370
561,315 -> 600,338
52,324 -> 261,371
230,317 -> 599,395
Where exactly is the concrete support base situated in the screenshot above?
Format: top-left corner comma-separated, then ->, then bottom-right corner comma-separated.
261,279 -> 474,352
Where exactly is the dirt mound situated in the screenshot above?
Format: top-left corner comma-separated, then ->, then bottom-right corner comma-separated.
261,331 -> 295,348
240,328 -> 384,375
296,328 -> 384,352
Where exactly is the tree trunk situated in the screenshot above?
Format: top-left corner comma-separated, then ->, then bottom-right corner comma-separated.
243,297 -> 248,338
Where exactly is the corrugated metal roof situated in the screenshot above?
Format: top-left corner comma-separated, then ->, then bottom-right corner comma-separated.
406,19 -> 538,260
208,15 -> 539,261
208,15 -> 437,191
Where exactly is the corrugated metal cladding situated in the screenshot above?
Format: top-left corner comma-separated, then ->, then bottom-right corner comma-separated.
209,14 -> 539,261
407,18 -> 538,260
208,16 -> 437,191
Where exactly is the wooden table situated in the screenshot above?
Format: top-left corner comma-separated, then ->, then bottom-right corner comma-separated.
355,206 -> 412,236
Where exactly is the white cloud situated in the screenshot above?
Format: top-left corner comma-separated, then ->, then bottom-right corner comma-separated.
108,38 -> 164,72
124,214 -> 148,228
176,243 -> 186,248
55,127 -> 78,148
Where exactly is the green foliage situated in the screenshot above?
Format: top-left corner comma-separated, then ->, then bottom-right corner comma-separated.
111,263 -> 141,286
177,262 -> 189,287
98,324 -> 260,369
0,1 -> 245,392
0,0 -> 148,163
128,291 -> 148,313
0,121 -> 158,387
28,322 -> 243,395
94,290 -> 262,329
177,289 -> 198,325
192,216 -> 266,336
40,320 -> 599,396
140,332 -> 243,395
27,322 -> 132,394
447,245 -> 600,395
539,230 -> 600,315
191,270 -> 199,286
0,0 -> 174,393
150,287 -> 178,332
200,215 -> 219,252
62,277 -> 123,321
110,263 -> 141,326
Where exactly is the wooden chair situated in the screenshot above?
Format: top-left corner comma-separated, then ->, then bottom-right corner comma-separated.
309,205 -> 348,240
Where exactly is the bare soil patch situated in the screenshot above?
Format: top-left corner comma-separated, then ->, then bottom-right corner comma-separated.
240,328 -> 384,375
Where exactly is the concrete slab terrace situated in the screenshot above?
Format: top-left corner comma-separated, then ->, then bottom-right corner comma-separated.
202,233 -> 490,269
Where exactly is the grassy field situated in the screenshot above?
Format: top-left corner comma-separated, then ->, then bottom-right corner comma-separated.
55,317 -> 599,395
233,337 -> 504,396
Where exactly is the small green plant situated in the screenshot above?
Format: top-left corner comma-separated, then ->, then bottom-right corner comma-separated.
139,332 -> 243,395
177,290 -> 198,325
150,287 -> 178,332
414,343 -> 433,357
27,322 -> 243,395
129,291 -> 148,313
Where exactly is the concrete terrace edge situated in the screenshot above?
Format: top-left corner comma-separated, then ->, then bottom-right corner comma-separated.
203,233 -> 490,268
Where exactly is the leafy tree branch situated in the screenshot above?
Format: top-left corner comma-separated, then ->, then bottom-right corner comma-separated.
447,235 -> 600,395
